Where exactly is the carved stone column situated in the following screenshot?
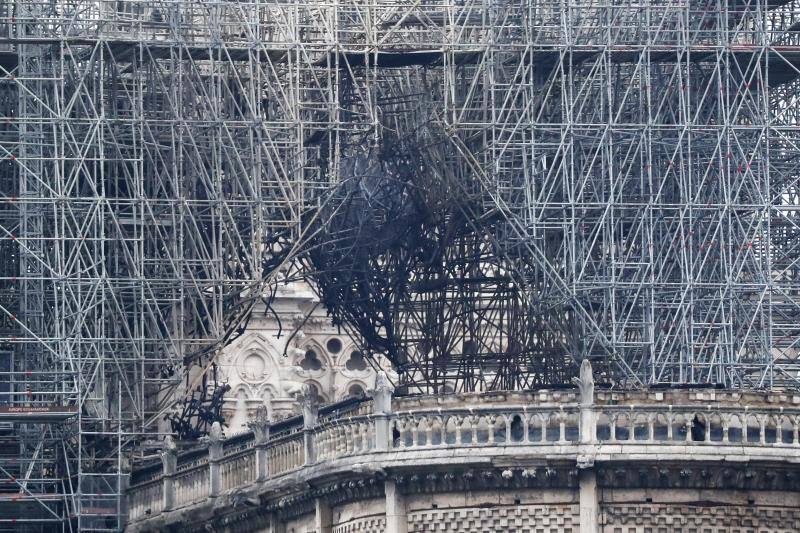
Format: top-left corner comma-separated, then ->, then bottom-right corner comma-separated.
573,359 -> 598,533
160,436 -> 177,512
201,421 -> 226,498
385,479 -> 407,533
579,469 -> 599,533
267,513 -> 286,533
248,405 -> 271,481
299,384 -> 318,464
370,371 -> 395,451
314,498 -> 332,533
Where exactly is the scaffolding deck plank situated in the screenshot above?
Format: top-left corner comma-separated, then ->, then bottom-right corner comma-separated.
0,406 -> 77,422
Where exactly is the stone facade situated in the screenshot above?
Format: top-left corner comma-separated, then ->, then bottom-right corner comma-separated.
218,281 -> 391,432
126,381 -> 800,533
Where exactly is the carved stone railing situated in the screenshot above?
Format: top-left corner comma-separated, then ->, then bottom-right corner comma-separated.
314,415 -> 376,461
392,407 -> 581,448
266,432 -> 305,477
126,384 -> 800,527
172,464 -> 209,510
595,404 -> 800,445
219,449 -> 257,494
127,478 -> 163,522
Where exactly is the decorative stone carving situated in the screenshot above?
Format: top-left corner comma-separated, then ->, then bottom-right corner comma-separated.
240,353 -> 270,382
572,358 -> 594,406
248,405 -> 271,445
160,435 -> 177,474
370,370 -> 395,415
161,435 -> 178,472
201,421 -> 227,459
299,383 -> 319,429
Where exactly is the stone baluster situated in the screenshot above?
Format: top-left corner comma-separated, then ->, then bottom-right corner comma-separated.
358,422 -> 367,450
160,435 -> 177,512
201,421 -> 225,498
522,414 -> 530,444
667,410 -> 674,440
426,417 -> 435,445
370,370 -> 395,451
469,415 -> 479,443
345,425 -> 354,454
248,405 -> 271,481
503,414 -> 512,444
723,415 -> 731,443
300,383 -> 319,464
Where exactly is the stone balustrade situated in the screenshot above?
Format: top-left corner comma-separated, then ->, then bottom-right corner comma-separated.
266,433 -> 305,477
125,386 -> 800,529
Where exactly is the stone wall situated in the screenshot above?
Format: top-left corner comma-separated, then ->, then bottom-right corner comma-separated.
600,489 -> 800,533
331,498 -> 386,532
284,512 -> 316,533
126,384 -> 800,533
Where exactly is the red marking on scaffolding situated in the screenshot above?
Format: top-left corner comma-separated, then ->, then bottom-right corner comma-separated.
10,315 -> 15,321
727,153 -> 732,159
9,155 -> 15,161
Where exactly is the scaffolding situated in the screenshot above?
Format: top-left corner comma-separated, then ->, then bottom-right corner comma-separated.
0,0 -> 797,530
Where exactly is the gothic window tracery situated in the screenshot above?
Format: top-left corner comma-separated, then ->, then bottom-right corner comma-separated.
300,349 -> 324,371
345,350 -> 368,372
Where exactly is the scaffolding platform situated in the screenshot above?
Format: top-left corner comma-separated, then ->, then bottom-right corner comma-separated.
0,406 -> 77,422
